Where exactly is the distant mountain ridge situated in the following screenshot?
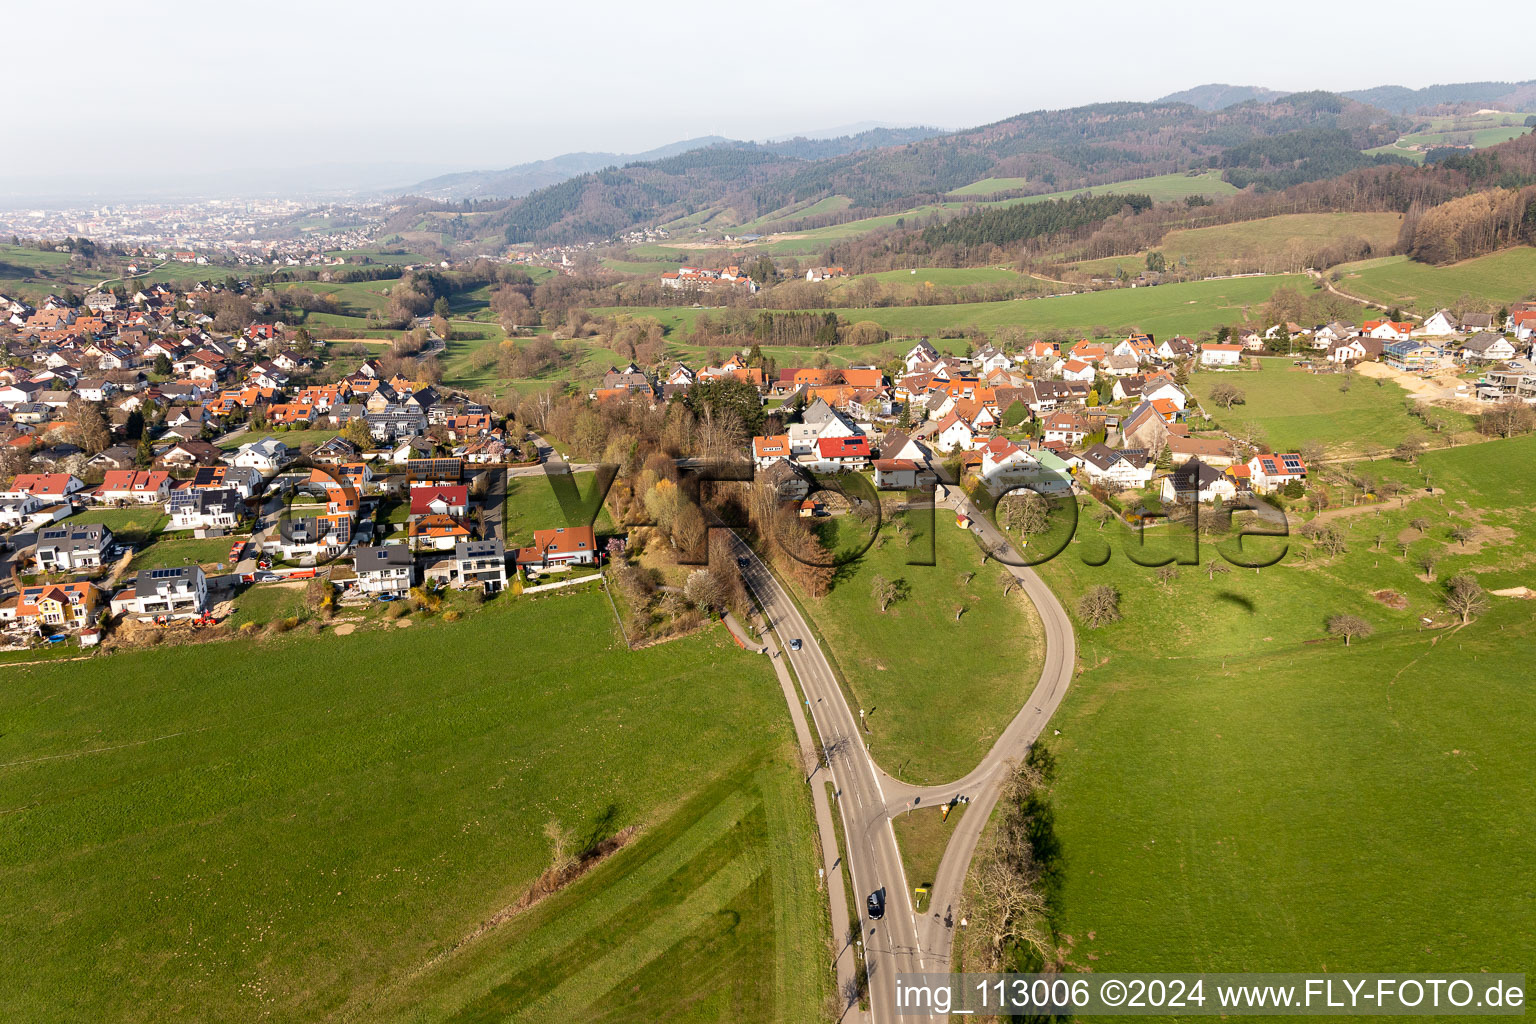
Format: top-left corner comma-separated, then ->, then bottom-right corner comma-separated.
471,90 -> 1406,245
1160,80 -> 1536,114
1340,80 -> 1536,114
1156,84 -> 1291,110
401,126 -> 942,202
403,137 -> 732,201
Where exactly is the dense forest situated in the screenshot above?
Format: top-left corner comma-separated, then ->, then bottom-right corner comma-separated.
1215,128 -> 1410,190
919,192 -> 1154,249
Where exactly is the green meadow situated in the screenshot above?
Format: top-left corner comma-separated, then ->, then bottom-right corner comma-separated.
1031,436 -> 1536,996
1332,248 -> 1536,313
783,512 -> 1043,785
1188,357 -> 1475,456
0,590 -> 829,1023
597,273 -> 1308,344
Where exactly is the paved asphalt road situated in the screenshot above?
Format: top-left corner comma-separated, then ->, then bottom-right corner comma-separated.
732,532 -> 937,1024
730,486 -> 1076,1022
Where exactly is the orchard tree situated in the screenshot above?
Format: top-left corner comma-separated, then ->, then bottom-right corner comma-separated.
1327,614 -> 1373,647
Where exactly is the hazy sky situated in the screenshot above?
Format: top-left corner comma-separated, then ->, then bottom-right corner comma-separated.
4,0 -> 1529,197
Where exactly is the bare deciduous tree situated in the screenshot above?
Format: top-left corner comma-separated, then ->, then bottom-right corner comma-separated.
1077,585 -> 1121,628
1443,573 -> 1488,625
1327,614 -> 1373,647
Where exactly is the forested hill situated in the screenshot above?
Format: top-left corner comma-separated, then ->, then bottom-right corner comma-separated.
462,91 -> 1405,246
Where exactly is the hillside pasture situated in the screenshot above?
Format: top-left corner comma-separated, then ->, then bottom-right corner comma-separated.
1064,212 -> 1404,278
595,273 -> 1308,349
0,592 -> 828,1023
1332,248 -> 1536,313
1037,436 -> 1536,987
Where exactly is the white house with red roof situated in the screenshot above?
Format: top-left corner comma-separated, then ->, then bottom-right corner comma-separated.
804,435 -> 871,473
752,434 -> 793,468
409,485 -> 468,521
516,525 -> 598,569
1247,453 -> 1307,494
1060,358 -> 1096,382
3,473 -> 85,501
95,470 -> 171,504
1363,319 -> 1414,342
1200,343 -> 1243,367
932,412 -> 977,452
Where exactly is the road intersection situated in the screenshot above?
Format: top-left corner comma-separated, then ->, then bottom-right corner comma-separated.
730,485 -> 1077,1023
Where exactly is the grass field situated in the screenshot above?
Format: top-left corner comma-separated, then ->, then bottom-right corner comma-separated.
65,506 -> 168,545
503,471 -> 617,549
1188,357 -> 1474,455
786,512 -> 1043,785
1364,112 -> 1533,162
128,532 -> 243,572
0,590 -> 830,1023
220,428 -> 341,452
1034,436 -> 1536,986
1332,248 -> 1536,313
948,176 -> 1032,196
892,803 -> 967,900
1065,212 -> 1404,277
599,273 -> 1307,344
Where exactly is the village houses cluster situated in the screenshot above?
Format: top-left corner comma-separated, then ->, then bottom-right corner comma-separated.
0,279 -> 601,644
591,301 -> 1536,529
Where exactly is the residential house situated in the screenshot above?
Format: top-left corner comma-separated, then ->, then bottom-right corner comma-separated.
5,582 -> 100,631
1364,319 -> 1414,342
1119,400 -> 1172,452
4,473 -> 85,502
752,434 -> 793,468
932,411 -> 977,452
1200,344 -> 1243,367
903,340 -> 939,371
804,435 -> 871,473
1041,412 -> 1091,446
231,437 -> 290,474
352,544 -> 415,597
1161,459 -> 1238,504
515,525 -> 598,569
1325,336 -> 1384,365
118,566 -> 208,619
1420,310 -> 1460,336
1167,436 -> 1235,467
190,465 -> 263,499
35,523 -> 115,571
157,439 -> 224,469
872,458 -> 921,489
1460,334 -> 1517,363
787,398 -> 859,455
1079,444 -> 1154,489
0,493 -> 44,527
95,469 -> 171,504
1384,339 -> 1443,373
454,539 -> 508,593
1247,453 -> 1307,494
1060,358 -> 1096,382
409,485 -> 468,521
167,487 -> 244,533
276,510 -> 354,560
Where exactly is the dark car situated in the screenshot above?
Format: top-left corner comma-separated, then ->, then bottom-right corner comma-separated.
867,887 -> 886,921
789,638 -> 803,651
736,556 -> 749,568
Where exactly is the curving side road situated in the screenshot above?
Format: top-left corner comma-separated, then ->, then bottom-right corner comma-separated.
730,484 -> 1077,1020
902,490 -> 1077,968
